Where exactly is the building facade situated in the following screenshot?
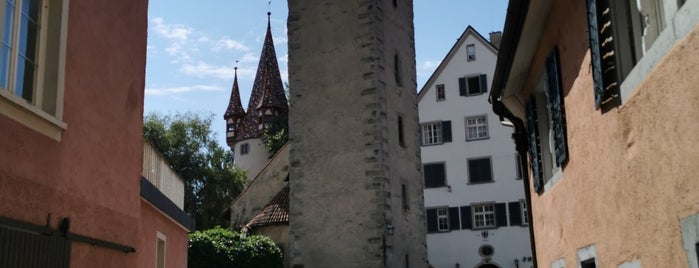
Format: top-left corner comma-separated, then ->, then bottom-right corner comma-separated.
419,26 -> 532,268
0,1 -> 192,267
287,0 -> 427,267
224,13 -> 288,180
491,0 -> 699,267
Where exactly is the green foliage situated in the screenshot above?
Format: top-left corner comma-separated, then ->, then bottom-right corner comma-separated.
188,227 -> 283,268
143,112 -> 246,230
261,115 -> 288,156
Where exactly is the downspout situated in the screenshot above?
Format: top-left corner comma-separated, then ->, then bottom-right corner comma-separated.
490,0 -> 537,267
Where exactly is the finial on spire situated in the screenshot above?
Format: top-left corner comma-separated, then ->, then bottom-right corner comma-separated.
267,1 -> 272,25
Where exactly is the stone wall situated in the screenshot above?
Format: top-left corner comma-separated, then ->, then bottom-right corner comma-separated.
287,0 -> 426,267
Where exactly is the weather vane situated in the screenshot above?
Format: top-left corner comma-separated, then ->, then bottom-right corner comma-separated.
268,1 -> 272,12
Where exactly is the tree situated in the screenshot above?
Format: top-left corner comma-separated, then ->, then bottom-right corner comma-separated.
143,112 -> 246,230
188,227 -> 283,268
261,115 -> 288,156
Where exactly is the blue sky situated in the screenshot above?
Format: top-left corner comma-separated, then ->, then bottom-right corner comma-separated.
145,0 -> 508,146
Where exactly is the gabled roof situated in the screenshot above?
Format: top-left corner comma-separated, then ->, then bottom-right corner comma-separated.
224,67 -> 245,120
417,25 -> 499,102
230,12 -> 289,144
246,185 -> 289,227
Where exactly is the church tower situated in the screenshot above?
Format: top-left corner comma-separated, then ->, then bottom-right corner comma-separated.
224,12 -> 288,180
287,1 -> 427,267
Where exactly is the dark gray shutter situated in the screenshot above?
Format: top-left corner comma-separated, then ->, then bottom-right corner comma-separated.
526,98 -> 544,191
449,207 -> 460,231
458,77 -> 466,96
426,209 -> 437,233
508,202 -> 522,226
441,121 -> 452,142
479,74 -> 488,93
495,203 -> 508,227
423,163 -> 445,188
460,206 -> 472,229
586,0 -> 619,109
546,48 -> 569,166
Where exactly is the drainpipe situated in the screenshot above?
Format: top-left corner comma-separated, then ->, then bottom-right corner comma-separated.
492,100 -> 537,268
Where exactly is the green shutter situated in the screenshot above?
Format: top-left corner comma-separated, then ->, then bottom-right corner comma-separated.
441,121 -> 452,142
508,202 -> 522,226
426,209 -> 438,233
458,77 -> 466,96
526,97 -> 544,191
449,207 -> 460,231
479,74 -> 488,93
546,48 -> 569,166
460,206 -> 472,229
586,0 -> 619,109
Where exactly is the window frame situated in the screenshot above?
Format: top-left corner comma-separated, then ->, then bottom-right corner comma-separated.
471,203 -> 496,229
436,207 -> 449,232
240,143 -> 250,155
421,121 -> 442,145
465,115 -> 488,141
0,0 -> 67,141
467,156 -> 493,184
156,231 -> 167,268
435,84 -> 445,101
520,199 -> 528,226
466,44 -> 475,61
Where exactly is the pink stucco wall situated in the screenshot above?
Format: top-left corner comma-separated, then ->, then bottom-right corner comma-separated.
518,1 -> 699,267
0,0 -> 148,266
139,201 -> 189,268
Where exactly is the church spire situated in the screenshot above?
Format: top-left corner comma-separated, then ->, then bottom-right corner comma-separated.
224,66 -> 245,121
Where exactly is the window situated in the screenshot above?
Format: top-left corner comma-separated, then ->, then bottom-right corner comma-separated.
472,204 -> 495,229
263,114 -> 273,129
397,114 -> 405,147
0,0 -> 68,141
421,121 -> 451,145
681,213 -> 699,268
394,53 -> 402,87
520,200 -> 528,225
585,0 -> 664,110
466,44 -> 475,61
426,207 -> 459,233
435,84 -> 445,101
577,244 -> 597,268
468,157 -> 492,184
458,74 -> 487,96
423,162 -> 446,188
526,47 -> 568,191
437,208 -> 449,231
465,115 -> 488,140
240,143 -> 249,155
156,232 -> 166,268
401,183 -> 408,210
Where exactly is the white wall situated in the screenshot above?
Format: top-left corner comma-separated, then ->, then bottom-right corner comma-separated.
419,29 -> 532,268
233,138 -> 269,180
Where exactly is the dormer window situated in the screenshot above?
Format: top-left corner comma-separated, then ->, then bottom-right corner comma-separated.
263,115 -> 274,129
227,123 -> 235,133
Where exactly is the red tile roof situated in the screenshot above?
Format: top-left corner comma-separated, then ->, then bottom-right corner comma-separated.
246,185 -> 289,227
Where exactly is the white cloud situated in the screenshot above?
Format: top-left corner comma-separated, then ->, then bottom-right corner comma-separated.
278,54 -> 288,64
418,60 -> 439,71
211,37 -> 249,52
151,17 -> 192,42
179,61 -> 256,80
145,85 -> 224,96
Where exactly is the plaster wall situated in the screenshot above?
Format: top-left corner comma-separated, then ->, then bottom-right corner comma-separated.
419,31 -> 531,267
0,0 -> 147,266
512,0 -> 699,267
234,137 -> 269,180
229,144 -> 289,228
138,200 -> 189,268
251,225 -> 290,267
288,0 -> 426,266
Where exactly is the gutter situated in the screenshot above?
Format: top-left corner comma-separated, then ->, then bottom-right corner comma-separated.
489,0 -> 539,267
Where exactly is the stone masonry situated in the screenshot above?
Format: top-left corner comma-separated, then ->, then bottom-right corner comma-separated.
287,0 -> 427,267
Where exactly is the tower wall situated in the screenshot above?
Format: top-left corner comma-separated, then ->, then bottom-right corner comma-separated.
287,1 -> 426,267
233,138 -> 268,180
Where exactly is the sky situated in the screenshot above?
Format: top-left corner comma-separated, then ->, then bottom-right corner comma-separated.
145,0 -> 509,146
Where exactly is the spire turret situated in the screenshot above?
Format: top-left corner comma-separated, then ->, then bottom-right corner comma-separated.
224,67 -> 245,120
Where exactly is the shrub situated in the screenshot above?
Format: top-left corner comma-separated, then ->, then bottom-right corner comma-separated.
188,227 -> 283,268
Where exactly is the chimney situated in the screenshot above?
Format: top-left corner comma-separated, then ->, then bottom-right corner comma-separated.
489,31 -> 502,49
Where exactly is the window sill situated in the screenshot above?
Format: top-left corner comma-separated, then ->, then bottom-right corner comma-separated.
472,226 -> 497,230
421,142 -> 445,147
466,137 -> 489,142
0,90 -> 66,141
424,185 -> 448,189
467,180 -> 494,185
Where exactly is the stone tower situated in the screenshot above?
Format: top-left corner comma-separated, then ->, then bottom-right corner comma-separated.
287,1 -> 427,267
224,13 -> 288,180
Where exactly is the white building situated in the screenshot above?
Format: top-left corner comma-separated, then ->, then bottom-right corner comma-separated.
419,26 -> 532,268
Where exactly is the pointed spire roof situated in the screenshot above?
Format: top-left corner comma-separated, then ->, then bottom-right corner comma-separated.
229,12 -> 289,144
253,12 -> 288,111
224,67 -> 245,120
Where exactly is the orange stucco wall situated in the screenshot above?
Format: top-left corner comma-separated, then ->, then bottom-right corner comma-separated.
517,1 -> 699,267
139,201 -> 189,268
0,0 -> 148,267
